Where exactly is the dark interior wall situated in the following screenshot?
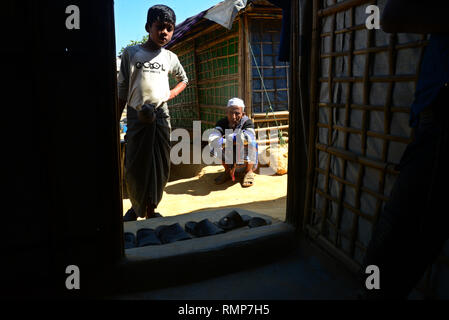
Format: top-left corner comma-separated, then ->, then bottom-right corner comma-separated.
2,0 -> 123,298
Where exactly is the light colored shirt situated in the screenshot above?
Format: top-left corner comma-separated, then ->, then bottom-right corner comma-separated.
208,116 -> 257,163
118,45 -> 188,110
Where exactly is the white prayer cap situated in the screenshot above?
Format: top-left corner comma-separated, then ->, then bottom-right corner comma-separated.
227,97 -> 245,110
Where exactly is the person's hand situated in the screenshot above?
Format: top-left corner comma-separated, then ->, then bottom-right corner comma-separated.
138,103 -> 156,124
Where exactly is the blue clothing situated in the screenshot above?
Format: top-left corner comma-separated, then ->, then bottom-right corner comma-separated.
410,34 -> 449,127
268,0 -> 290,62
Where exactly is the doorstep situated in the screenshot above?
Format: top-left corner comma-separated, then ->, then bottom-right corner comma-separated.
115,208 -> 296,294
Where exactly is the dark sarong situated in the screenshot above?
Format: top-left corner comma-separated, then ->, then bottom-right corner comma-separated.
125,102 -> 171,218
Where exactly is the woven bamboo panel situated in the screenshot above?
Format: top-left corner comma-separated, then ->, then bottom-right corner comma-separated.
306,0 -> 430,269
250,18 -> 289,114
197,37 -> 239,81
196,23 -> 240,131
307,0 -> 449,298
168,39 -> 197,129
168,14 -> 290,134
196,22 -> 239,50
169,25 -> 240,131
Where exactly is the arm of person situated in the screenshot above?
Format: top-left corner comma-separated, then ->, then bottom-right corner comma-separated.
168,52 -> 189,101
382,0 -> 449,34
168,81 -> 187,101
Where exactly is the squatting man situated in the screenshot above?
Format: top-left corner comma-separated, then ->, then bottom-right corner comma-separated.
208,97 -> 259,187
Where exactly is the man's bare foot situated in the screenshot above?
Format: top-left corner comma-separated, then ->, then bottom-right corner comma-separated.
242,170 -> 255,187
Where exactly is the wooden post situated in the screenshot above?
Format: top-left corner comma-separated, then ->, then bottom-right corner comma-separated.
286,0 -> 312,231
243,14 -> 252,117
192,40 -> 201,121
238,16 -> 245,106
303,0 -> 320,230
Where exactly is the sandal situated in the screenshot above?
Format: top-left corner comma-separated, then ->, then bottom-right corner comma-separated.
136,228 -> 161,247
242,171 -> 255,187
185,219 -> 225,237
216,210 -> 249,231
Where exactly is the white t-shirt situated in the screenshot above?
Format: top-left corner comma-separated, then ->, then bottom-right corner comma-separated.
118,45 -> 188,110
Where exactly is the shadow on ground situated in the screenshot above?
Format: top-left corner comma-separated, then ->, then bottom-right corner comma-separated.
165,170 -> 247,196
179,196 -> 287,221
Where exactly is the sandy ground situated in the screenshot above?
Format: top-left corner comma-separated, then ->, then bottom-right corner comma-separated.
122,165 -> 287,221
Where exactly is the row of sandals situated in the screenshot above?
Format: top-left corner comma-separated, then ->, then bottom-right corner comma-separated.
124,210 -> 271,249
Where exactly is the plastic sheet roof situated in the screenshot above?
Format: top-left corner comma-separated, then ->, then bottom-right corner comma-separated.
166,10 -> 210,48
166,0 -> 248,49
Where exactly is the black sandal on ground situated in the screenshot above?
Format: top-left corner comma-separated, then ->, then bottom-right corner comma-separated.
185,219 -> 225,237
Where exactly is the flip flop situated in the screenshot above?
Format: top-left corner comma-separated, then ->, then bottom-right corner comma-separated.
155,223 -> 192,244
216,210 -> 249,231
185,219 -> 225,237
136,228 -> 161,247
124,232 -> 136,249
248,217 -> 272,228
242,171 -> 255,187
242,215 -> 252,225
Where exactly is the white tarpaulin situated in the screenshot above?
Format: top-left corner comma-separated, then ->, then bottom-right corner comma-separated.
204,0 -> 248,30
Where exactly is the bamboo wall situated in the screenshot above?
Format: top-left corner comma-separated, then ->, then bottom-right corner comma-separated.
168,22 -> 240,132
168,39 -> 198,130
250,19 -> 289,114
305,0 -> 449,298
167,6 -> 289,134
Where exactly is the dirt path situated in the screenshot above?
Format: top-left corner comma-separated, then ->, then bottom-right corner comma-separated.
123,165 -> 287,221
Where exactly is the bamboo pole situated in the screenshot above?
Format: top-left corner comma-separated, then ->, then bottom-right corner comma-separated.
257,137 -> 289,145
303,0 -> 320,230
253,111 -> 289,118
244,14 -> 252,117
255,125 -> 289,132
253,117 -> 289,123
318,0 -> 374,17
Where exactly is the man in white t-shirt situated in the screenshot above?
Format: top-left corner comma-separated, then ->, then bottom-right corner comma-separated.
117,5 -> 188,221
